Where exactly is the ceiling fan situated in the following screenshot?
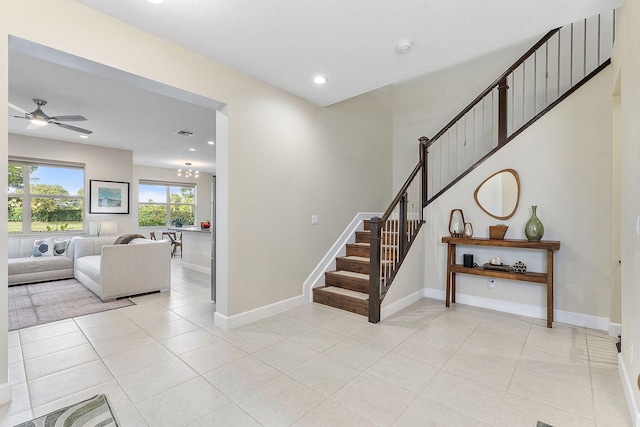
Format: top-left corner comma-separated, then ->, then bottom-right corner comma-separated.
9,99 -> 92,135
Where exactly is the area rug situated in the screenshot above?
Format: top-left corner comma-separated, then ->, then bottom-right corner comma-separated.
8,279 -> 135,331
14,394 -> 118,426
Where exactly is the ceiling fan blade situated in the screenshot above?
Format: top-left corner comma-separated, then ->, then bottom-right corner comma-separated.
48,115 -> 87,122
8,103 -> 29,115
10,115 -> 28,120
52,122 -> 93,135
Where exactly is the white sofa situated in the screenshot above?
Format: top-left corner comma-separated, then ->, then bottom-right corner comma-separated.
72,236 -> 171,301
8,237 -> 75,285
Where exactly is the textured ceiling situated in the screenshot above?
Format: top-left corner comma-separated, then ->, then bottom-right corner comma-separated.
73,0 -> 621,106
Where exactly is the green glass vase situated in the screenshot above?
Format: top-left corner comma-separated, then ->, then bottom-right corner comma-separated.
525,205 -> 544,241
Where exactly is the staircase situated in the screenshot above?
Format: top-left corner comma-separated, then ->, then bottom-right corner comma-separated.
312,220 -> 413,315
313,11 -> 615,321
313,220 -> 378,316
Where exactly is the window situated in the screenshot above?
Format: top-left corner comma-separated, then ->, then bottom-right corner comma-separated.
8,160 -> 85,234
138,181 -> 195,227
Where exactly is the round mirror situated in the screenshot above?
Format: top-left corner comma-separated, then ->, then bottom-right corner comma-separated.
474,169 -> 520,220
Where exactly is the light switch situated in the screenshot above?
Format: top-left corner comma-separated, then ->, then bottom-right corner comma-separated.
311,215 -> 319,225
636,216 -> 640,236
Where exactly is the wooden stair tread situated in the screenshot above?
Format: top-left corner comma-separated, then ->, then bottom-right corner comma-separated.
337,255 -> 392,265
348,242 -> 397,249
326,270 -> 369,280
316,286 -> 368,300
338,256 -> 369,262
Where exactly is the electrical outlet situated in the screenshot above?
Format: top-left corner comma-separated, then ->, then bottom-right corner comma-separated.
488,279 -> 496,289
311,215 -> 319,225
636,216 -> 640,236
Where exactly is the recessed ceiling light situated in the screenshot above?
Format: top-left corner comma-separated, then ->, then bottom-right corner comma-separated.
313,75 -> 327,85
188,148 -> 196,151
208,141 -> 215,145
147,0 -> 164,4
79,135 -> 89,139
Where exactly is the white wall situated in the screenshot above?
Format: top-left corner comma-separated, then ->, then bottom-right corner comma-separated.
8,134 -> 134,235
0,31 -> 8,403
612,3 -> 640,423
225,85 -> 393,315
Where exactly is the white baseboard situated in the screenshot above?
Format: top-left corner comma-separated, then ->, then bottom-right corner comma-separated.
381,289 -> 425,321
424,288 -> 446,301
0,383 -> 11,405
619,354 -> 640,427
213,311 -> 228,330
181,262 -> 211,275
303,212 -> 381,301
214,294 -> 306,330
609,322 -> 621,338
423,288 -> 612,331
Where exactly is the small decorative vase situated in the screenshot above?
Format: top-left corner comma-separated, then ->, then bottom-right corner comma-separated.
525,205 -> 544,241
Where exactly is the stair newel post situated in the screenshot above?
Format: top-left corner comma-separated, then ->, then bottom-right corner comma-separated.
497,77 -> 508,145
419,136 -> 429,208
368,216 -> 383,324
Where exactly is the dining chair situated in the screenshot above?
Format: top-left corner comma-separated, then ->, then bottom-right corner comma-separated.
167,232 -> 182,258
150,232 -> 156,240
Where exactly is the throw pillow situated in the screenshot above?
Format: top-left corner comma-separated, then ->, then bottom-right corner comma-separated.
53,239 -> 70,256
114,234 -> 146,245
32,236 -> 55,257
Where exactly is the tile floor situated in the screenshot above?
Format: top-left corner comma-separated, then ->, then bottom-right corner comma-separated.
0,261 -> 632,426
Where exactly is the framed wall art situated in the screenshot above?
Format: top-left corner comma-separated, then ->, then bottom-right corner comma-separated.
89,180 -> 130,214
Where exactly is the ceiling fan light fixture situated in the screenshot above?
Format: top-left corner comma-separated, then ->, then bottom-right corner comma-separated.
29,118 -> 47,126
11,99 -> 92,134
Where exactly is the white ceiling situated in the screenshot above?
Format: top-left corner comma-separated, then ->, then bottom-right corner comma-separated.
74,0 -> 620,107
8,0 -> 621,174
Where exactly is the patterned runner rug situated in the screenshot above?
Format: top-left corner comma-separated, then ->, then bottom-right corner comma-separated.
14,394 -> 118,426
8,279 -> 134,331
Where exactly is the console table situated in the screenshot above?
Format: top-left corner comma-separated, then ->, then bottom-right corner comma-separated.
442,236 -> 561,328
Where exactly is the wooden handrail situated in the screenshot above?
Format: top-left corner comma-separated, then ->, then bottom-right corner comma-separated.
380,162 -> 422,222
426,28 -> 560,148
425,58 -> 611,207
